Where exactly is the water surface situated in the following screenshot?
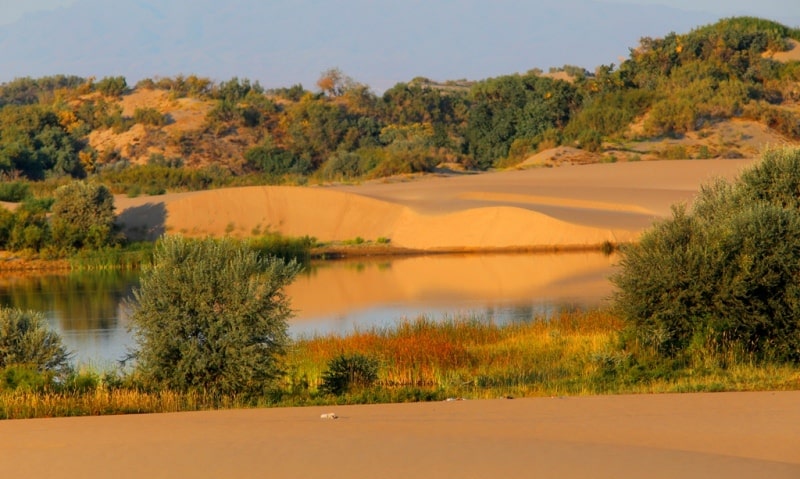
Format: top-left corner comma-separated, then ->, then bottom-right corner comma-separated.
0,252 -> 619,366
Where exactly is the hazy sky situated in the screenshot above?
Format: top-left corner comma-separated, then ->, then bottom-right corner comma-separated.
608,0 -> 797,20
0,0 -> 797,26
0,0 -> 77,25
0,0 -> 797,90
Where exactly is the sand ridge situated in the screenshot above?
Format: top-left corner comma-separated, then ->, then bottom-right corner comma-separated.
115,159 -> 757,250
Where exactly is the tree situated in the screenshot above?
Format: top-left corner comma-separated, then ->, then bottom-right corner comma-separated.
316,67 -> 357,97
128,236 -> 301,395
465,73 -> 579,169
244,136 -> 310,176
50,181 -> 117,251
95,76 -> 128,97
612,147 -> 800,363
0,307 -> 71,374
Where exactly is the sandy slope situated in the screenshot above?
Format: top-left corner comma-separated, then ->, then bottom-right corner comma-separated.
115,159 -> 756,250
1,392 -> 798,479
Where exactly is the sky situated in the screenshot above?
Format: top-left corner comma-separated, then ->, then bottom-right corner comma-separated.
0,0 -> 797,91
608,0 -> 797,20
0,0 -> 77,25
1,0 -> 796,26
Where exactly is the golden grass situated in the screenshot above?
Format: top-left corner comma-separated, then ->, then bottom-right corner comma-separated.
1,309 -> 798,419
0,388 -> 246,419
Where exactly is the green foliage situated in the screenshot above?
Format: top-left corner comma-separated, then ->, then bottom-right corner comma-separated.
613,147 -> 800,363
0,180 -> 31,202
96,164 -> 231,193
319,353 -> 380,395
129,236 -> 301,395
245,138 -> 310,176
0,75 -> 86,107
147,153 -> 183,168
0,365 -> 52,392
564,89 -> 652,142
3,197 -> 52,251
247,233 -> 315,264
213,77 -> 264,103
133,107 -> 167,126
285,95 -> 364,167
95,76 -> 128,97
268,84 -> 307,102
0,308 -> 72,375
50,181 -> 118,251
466,73 -> 579,169
320,148 -> 383,180
0,105 -> 84,179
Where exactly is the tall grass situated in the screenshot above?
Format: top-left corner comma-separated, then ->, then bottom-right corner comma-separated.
68,242 -> 155,271
286,311 -> 799,401
1,309 -> 797,419
0,388 -> 250,419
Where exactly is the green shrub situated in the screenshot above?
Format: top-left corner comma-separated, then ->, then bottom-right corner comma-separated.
0,180 -> 31,202
95,76 -> 128,97
248,233 -> 315,263
612,147 -> 800,363
0,365 -> 52,392
319,353 -> 380,395
320,148 -> 383,180
50,181 -> 118,251
245,142 -> 310,177
128,236 -> 301,395
0,308 -> 72,375
133,107 -> 167,126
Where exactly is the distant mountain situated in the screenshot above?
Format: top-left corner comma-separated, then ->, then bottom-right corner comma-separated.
0,0 -> 721,91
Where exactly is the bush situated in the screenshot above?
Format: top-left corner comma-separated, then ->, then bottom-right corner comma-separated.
50,181 -> 118,251
245,141 -> 310,177
612,147 -> 800,363
320,148 -> 383,180
319,353 -> 380,395
128,236 -> 301,395
95,76 -> 128,97
0,308 -> 72,375
133,107 -> 167,127
0,180 -> 31,202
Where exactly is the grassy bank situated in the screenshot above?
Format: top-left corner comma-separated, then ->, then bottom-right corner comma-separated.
1,310 -> 797,419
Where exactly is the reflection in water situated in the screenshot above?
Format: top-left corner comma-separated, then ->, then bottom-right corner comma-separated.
287,252 -> 618,328
0,272 -> 139,367
0,253 -> 619,365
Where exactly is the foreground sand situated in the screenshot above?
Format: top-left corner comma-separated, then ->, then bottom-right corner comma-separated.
1,391 -> 797,478
115,159 -> 756,250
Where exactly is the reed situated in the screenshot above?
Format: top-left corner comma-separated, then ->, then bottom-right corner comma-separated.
1,309 -> 797,419
288,310 -> 800,400
68,242 -> 155,271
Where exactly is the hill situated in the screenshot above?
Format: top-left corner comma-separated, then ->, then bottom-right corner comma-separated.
0,17 -> 799,255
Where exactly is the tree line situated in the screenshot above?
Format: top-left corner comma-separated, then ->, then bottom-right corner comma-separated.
0,17 -> 796,190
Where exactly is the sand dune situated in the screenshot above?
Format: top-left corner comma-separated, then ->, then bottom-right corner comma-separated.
115,159 -> 756,250
2,392 -> 798,479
